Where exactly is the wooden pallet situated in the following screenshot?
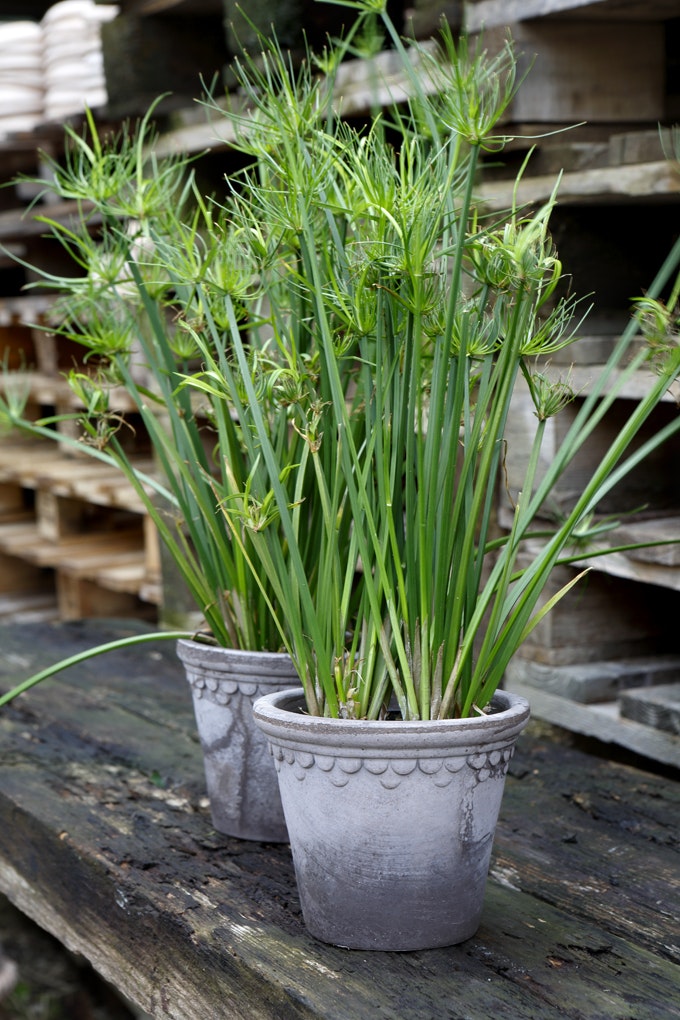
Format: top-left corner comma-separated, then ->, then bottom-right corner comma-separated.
505,670 -> 680,768
0,435 -> 161,620
0,439 -> 153,513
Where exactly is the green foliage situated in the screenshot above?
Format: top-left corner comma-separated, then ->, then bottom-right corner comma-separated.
1,1 -> 679,719
193,4 -> 680,719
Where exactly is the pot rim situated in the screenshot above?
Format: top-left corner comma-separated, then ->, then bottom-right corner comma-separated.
176,638 -> 298,677
253,687 -> 530,756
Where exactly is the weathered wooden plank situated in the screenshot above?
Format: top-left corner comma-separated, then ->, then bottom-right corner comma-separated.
0,441 -> 151,513
465,0 -> 679,31
110,0 -> 223,14
506,654 -> 680,703
154,45 -> 443,159
0,620 -> 678,1019
506,677 -> 680,769
620,682 -> 680,734
477,160 -> 680,211
55,574 -> 157,621
613,517 -> 680,567
0,200 -> 98,242
1,722 -> 677,1020
0,371 -> 73,408
0,294 -> 56,327
502,21 -> 664,125
495,720 -> 680,957
9,529 -> 144,569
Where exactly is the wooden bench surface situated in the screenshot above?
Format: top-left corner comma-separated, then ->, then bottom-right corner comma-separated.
0,619 -> 678,1020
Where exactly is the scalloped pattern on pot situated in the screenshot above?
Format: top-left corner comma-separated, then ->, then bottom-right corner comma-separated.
186,671 -> 265,705
269,743 -> 516,788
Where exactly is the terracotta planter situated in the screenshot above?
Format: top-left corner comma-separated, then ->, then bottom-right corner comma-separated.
177,639 -> 298,842
253,687 -> 530,949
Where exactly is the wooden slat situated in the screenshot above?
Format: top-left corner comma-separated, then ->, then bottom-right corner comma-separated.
0,295 -> 57,326
613,516 -> 680,567
154,44 -> 442,159
0,520 -> 152,586
91,559 -> 158,597
19,530 -> 144,569
620,682 -> 680,733
0,520 -> 42,552
0,591 -> 59,622
506,653 -> 680,704
55,573 -> 156,621
110,0 -> 223,14
465,0 -> 680,30
0,200 -> 98,243
477,160 -> 680,211
0,441 -> 152,513
506,676 -> 680,767
571,544 -> 680,592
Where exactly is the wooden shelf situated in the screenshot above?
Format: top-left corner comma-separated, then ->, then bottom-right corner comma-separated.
505,673 -> 680,768
104,0 -> 222,13
465,0 -> 680,31
570,517 -> 680,592
0,436 -> 160,619
498,512 -> 680,594
477,160 -> 680,211
0,440 -> 153,513
155,43 -> 441,158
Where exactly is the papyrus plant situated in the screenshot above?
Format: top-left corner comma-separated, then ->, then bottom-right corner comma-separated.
0,89 -> 362,660
190,1 -> 680,719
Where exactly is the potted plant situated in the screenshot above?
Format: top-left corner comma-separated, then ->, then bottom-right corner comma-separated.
0,81 -> 363,840
2,0 -> 679,947
183,3 -> 678,948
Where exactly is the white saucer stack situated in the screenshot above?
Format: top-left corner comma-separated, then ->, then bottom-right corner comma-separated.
0,21 -> 44,138
42,0 -> 118,122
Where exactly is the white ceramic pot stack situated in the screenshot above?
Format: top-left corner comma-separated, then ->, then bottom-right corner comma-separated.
0,21 -> 44,138
0,2 -> 119,141
42,1 -> 118,122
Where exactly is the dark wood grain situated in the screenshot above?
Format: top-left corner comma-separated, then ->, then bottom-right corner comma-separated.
1,620 -> 678,1019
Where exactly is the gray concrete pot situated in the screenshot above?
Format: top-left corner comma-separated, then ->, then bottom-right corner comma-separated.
253,687 -> 530,949
177,639 -> 299,842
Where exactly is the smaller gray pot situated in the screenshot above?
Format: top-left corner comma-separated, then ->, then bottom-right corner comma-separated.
177,639 -> 298,842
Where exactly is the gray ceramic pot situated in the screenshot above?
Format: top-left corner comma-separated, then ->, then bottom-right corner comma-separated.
253,687 -> 530,949
177,639 -> 299,842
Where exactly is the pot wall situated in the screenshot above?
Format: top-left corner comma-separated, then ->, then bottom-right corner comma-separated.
253,688 -> 530,949
177,640 -> 298,842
